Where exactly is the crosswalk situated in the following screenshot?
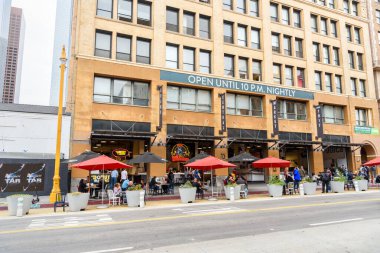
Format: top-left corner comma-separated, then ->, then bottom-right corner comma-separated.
27,214 -> 113,229
172,206 -> 244,215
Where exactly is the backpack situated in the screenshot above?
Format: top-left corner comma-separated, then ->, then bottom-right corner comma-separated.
321,172 -> 330,182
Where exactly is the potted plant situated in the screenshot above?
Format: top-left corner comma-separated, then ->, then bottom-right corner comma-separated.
126,184 -> 145,207
331,172 -> 345,193
267,176 -> 285,197
224,182 -> 241,200
179,181 -> 196,203
67,192 -> 89,211
353,175 -> 368,191
6,194 -> 33,216
302,176 -> 317,195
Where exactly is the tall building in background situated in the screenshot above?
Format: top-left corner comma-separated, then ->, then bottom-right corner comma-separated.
0,0 -> 12,102
2,7 -> 25,104
49,0 -> 73,106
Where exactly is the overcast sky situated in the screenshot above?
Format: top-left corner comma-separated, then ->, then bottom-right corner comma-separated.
12,0 -> 57,105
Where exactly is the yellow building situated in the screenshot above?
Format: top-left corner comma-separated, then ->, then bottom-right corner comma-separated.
67,0 -> 380,184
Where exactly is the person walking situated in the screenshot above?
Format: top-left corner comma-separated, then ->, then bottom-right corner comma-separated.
110,169 -> 119,189
321,169 -> 331,193
293,167 -> 301,193
370,166 -> 377,183
121,169 -> 128,184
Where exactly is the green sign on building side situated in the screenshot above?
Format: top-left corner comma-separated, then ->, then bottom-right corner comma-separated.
354,126 -> 379,135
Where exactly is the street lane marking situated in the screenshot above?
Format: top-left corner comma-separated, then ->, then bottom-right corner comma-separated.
2,197 -> 379,235
182,207 -> 242,214
309,218 -> 364,226
80,247 -> 134,253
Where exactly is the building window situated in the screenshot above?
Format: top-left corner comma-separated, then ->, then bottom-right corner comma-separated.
250,0 -> 259,17
348,51 -> 354,69
137,1 -> 151,26
293,10 -> 301,28
351,78 -> 357,96
376,10 -> 380,24
313,42 -> 320,61
283,36 -> 292,56
354,28 -> 361,44
285,66 -> 293,86
166,8 -> 179,32
251,28 -> 260,49
200,50 -> 211,74
315,71 -> 322,90
271,33 -> 280,53
325,73 -> 332,92
224,22 -> 234,43
238,25 -> 247,46
311,14 -> 318,32
323,45 -> 330,64
252,60 -> 262,81
118,0 -> 132,22
346,25 -> 352,42
352,1 -> 358,16
166,44 -> 179,69
278,100 -> 307,120
93,77 -> 149,106
95,30 -> 111,58
270,3 -> 278,22
357,53 -> 363,70
331,20 -> 338,37
273,64 -> 281,84
136,38 -> 151,64
183,47 -> 195,71
333,47 -> 340,66
116,34 -> 131,61
282,7 -> 290,25
322,105 -> 344,124
297,68 -> 305,88
328,0 -> 335,8
239,58 -> 248,79
97,0 -> 113,18
167,86 -> 211,112
335,75 -> 342,94
227,93 -> 263,116
224,54 -> 234,77
199,15 -> 211,39
343,0 -> 349,13
355,108 -> 369,126
359,80 -> 366,97
320,18 -> 328,35
295,38 -> 303,58
237,0 -> 246,13
183,12 -> 195,36
223,0 -> 233,10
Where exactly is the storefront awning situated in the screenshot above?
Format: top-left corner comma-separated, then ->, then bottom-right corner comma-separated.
91,130 -> 157,140
167,134 -> 224,142
227,137 -> 277,144
279,140 -> 323,146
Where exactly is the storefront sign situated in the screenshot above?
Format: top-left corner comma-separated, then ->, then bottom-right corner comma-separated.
112,148 -> 130,160
354,126 -> 379,135
157,85 -> 163,131
90,174 -> 110,184
271,100 -> 279,136
160,70 -> 314,100
219,93 -> 226,134
171,144 -> 191,162
315,105 -> 324,139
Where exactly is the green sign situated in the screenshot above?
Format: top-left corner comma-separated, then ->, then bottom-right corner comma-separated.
354,126 -> 379,135
160,70 -> 315,100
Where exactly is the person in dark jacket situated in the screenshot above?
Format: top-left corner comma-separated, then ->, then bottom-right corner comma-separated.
78,179 -> 87,193
321,169 -> 332,193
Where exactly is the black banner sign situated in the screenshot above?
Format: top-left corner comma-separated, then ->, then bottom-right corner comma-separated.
315,105 -> 324,139
219,93 -> 226,134
157,85 -> 163,131
272,100 -> 279,136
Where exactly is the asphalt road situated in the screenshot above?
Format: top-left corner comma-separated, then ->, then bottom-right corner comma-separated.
1,192 -> 380,253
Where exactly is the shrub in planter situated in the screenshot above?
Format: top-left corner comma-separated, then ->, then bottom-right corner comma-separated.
331,172 -> 345,193
67,192 -> 89,212
127,184 -> 145,207
224,182 -> 241,200
302,176 -> 317,195
353,176 -> 368,191
267,176 -> 285,197
179,181 -> 196,204
6,194 -> 33,216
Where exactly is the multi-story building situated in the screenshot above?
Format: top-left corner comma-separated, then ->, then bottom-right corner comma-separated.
68,0 -> 380,183
49,0 -> 73,106
2,7 -> 25,104
0,0 -> 12,103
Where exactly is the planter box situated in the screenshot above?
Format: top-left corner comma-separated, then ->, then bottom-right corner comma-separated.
6,195 -> 33,216
126,190 -> 145,207
67,193 -> 89,212
267,184 -> 283,197
303,182 -> 317,195
331,181 -> 345,193
354,180 -> 368,191
224,186 -> 241,200
179,187 -> 196,203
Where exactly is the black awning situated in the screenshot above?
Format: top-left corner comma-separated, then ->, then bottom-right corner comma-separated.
91,130 -> 157,141
227,137 -> 277,144
167,134 -> 224,142
322,142 -> 364,147
278,140 -> 322,146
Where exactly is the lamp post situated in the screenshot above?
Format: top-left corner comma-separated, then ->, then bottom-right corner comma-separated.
49,46 -> 67,203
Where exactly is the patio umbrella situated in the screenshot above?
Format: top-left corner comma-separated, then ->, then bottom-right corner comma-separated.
252,156 -> 291,168
72,155 -> 132,208
63,150 -> 101,163
363,157 -> 380,166
186,152 -> 210,164
128,152 -> 167,164
185,156 -> 236,200
228,152 -> 259,163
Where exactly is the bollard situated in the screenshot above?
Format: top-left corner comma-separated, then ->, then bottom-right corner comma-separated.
16,197 -> 24,217
299,184 -> 304,196
354,181 -> 359,192
230,187 -> 235,201
139,191 -> 145,208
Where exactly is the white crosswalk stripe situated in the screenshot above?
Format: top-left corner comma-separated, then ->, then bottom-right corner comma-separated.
27,214 -> 113,229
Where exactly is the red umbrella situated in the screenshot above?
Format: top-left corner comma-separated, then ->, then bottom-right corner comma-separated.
363,157 -> 380,166
252,156 -> 291,168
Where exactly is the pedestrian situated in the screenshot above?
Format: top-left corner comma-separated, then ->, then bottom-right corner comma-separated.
293,167 -> 301,193
168,169 -> 174,191
321,169 -> 331,193
299,166 -> 306,179
121,169 -> 128,184
371,166 -> 377,183
110,169 -> 119,189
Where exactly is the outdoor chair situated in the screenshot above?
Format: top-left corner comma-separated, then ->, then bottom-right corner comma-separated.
239,184 -> 248,199
54,193 -> 68,212
121,191 -> 127,205
107,189 -> 120,206
286,182 -> 295,195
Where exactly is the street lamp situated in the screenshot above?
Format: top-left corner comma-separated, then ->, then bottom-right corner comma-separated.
49,46 -> 67,203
